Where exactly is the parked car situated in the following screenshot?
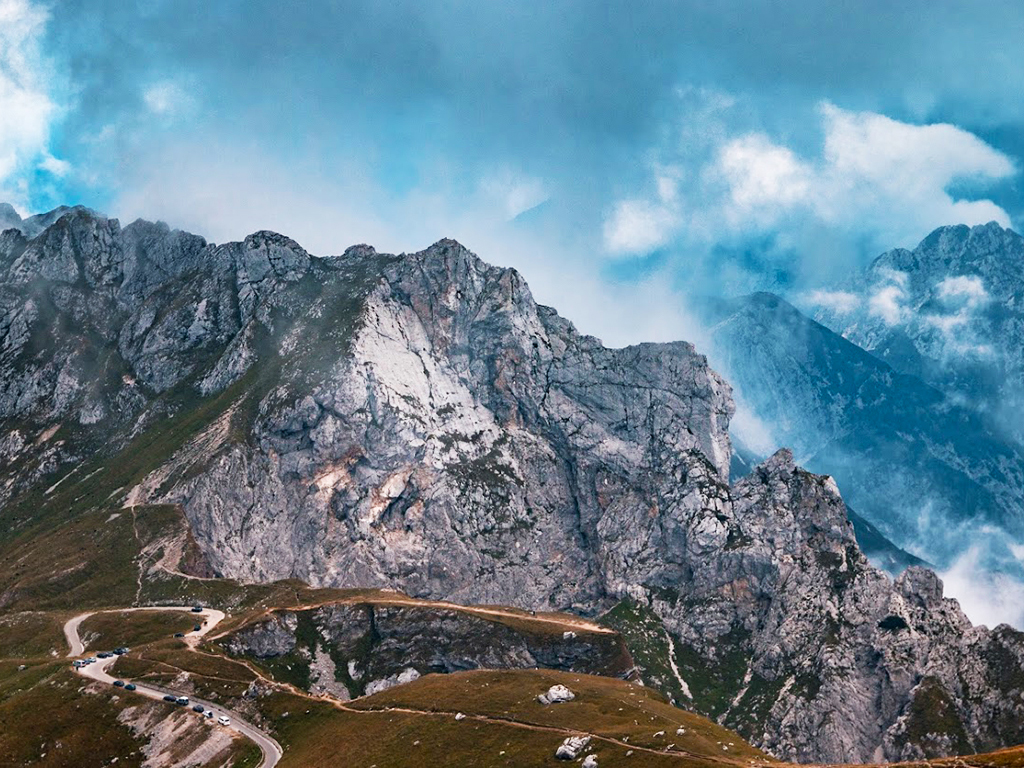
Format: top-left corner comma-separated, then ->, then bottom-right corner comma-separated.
204,711 -> 214,719
192,704 -> 205,713
163,695 -> 176,702
193,624 -> 201,632
86,657 -> 97,663
97,652 -> 112,658
72,660 -> 84,669
113,647 -> 129,655
176,696 -> 189,706
174,632 -> 185,638
191,605 -> 203,613
125,683 -> 136,691
217,715 -> 231,726
113,680 -> 124,687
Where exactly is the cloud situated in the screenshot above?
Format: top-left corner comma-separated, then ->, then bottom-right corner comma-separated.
0,0 -> 64,206
801,289 -> 860,314
143,80 -> 193,117
868,284 -> 908,325
603,169 -> 687,254
718,134 -> 812,225
478,168 -> 550,221
940,545 -> 1024,629
604,100 -> 1017,277
937,274 -> 988,304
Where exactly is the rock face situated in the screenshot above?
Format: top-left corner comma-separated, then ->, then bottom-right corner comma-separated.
222,602 -> 632,698
3,207 -> 1024,762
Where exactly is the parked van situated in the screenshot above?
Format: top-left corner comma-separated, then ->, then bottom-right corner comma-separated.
217,715 -> 231,726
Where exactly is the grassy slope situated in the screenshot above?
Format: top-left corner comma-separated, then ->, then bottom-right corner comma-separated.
78,610 -> 200,652
0,664 -> 257,768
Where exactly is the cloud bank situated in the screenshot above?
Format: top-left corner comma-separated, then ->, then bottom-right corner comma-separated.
604,102 -> 1016,279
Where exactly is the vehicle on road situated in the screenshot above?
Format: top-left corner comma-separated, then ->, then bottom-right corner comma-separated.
113,680 -> 124,687
192,704 -> 205,713
191,605 -> 203,612
72,660 -> 84,669
204,711 -> 214,719
125,683 -> 136,691
97,651 -> 112,658
176,696 -> 189,706
163,695 -> 176,702
217,715 -> 231,726
173,632 -> 185,638
86,657 -> 97,663
193,624 -> 201,632
113,647 -> 129,655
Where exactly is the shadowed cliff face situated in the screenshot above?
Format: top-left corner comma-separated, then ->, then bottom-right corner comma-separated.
2,207 -> 1024,763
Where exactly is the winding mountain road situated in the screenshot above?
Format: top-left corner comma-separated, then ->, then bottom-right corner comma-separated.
65,607 -> 283,768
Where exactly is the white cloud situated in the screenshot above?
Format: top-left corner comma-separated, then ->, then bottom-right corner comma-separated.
937,275 -> 988,304
0,0 -> 65,205
718,134 -> 812,225
603,168 -> 683,254
143,80 -> 193,116
604,100 -> 1017,260
802,289 -> 860,314
868,284 -> 907,325
940,546 -> 1024,629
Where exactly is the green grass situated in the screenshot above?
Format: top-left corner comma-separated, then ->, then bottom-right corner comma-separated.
0,665 -> 255,768
77,610 -> 200,652
0,612 -> 68,659
599,599 -> 687,704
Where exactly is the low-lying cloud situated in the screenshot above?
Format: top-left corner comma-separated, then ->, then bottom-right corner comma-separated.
940,545 -> 1024,629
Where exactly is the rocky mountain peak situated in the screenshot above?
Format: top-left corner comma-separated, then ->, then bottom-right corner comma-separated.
3,209 -> 1024,762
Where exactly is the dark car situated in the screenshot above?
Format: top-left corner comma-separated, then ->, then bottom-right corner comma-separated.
113,680 -> 124,687
163,695 -> 176,702
193,624 -> 201,632
191,605 -> 203,613
192,704 -> 205,713
174,632 -> 185,638
97,652 -> 112,658
125,683 -> 136,691
113,647 -> 129,655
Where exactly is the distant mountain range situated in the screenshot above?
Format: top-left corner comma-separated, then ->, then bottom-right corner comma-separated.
701,223 -> 1024,589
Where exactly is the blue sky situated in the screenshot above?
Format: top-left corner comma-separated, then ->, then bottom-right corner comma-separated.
2,0 -> 1024,342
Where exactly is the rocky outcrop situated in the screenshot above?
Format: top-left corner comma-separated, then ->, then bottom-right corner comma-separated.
3,207 -> 1024,762
223,601 -> 633,698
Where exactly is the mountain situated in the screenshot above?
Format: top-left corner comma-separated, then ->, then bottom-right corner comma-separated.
700,291 -> 1024,572
3,207 -> 1024,762
815,223 -> 1024,444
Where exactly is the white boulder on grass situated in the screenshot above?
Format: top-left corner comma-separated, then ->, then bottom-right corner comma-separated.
555,735 -> 591,759
538,684 -> 575,704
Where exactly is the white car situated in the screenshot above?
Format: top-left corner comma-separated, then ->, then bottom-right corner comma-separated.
217,715 -> 231,726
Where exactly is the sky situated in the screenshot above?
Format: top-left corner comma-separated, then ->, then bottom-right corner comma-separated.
4,0 -> 1024,623
3,0 -> 1023,339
